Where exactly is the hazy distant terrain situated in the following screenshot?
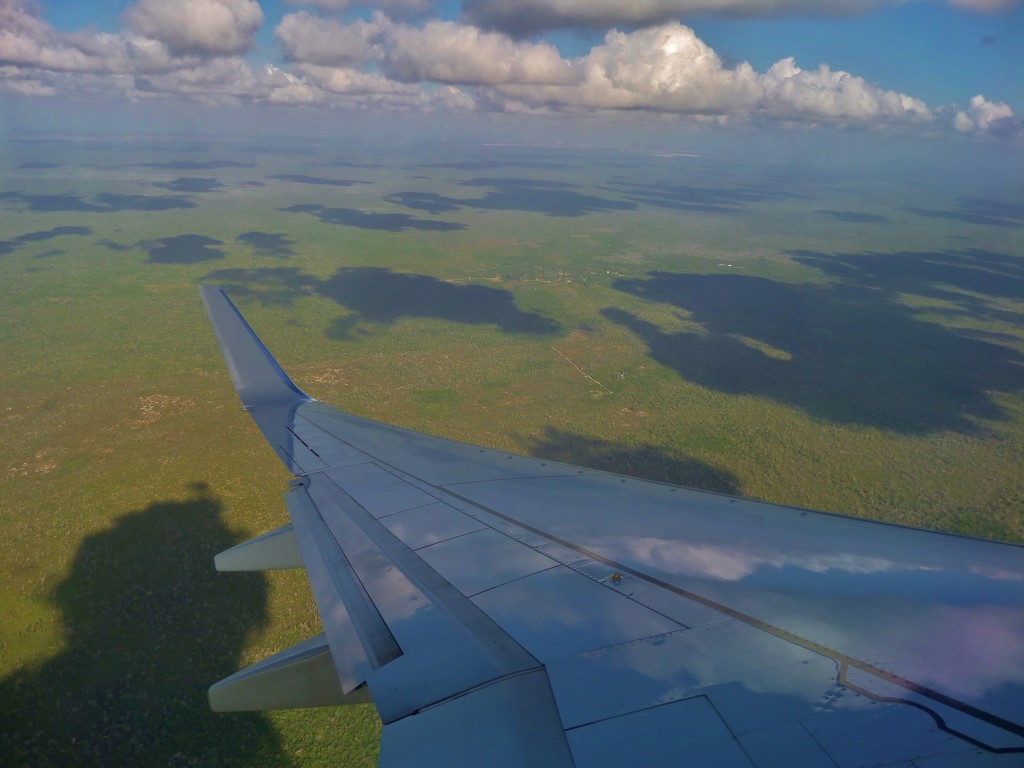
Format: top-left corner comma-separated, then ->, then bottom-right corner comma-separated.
1,124 -> 1021,766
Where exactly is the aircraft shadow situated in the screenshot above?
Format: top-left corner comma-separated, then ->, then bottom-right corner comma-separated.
526,426 -> 741,494
0,483 -> 280,767
605,259 -> 1023,434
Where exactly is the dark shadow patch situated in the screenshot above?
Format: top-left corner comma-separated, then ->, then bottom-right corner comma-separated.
17,161 -> 59,169
155,177 -> 223,193
200,267 -> 309,307
319,268 -> 560,335
94,193 -> 195,211
606,265 -> 1023,434
0,191 -> 194,212
17,225 -> 93,242
0,192 -> 104,212
33,249 -> 63,258
526,426 -> 740,494
817,209 -> 890,224
97,239 -> 135,252
383,192 -> 460,215
144,234 -> 225,264
417,160 -> 575,171
385,178 -> 634,219
237,231 -> 295,259
788,248 -> 1024,311
203,266 -> 560,336
268,174 -> 368,188
905,198 -> 1024,229
0,226 -> 93,256
607,181 -> 804,214
327,160 -> 385,169
457,177 -> 634,217
0,483 -> 281,767
138,160 -> 253,170
281,204 -> 465,232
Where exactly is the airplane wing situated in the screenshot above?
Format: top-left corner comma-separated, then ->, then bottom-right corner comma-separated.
199,285 -> 1024,767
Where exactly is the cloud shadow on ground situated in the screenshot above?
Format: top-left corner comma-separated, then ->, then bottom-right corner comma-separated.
1,226 -> 94,256
144,234 -> 225,264
605,254 -> 1023,434
385,177 -> 635,218
905,198 -> 1024,229
268,174 -> 369,187
788,248 -> 1024,324
203,265 -> 560,336
415,159 -> 575,171
155,177 -> 223,193
0,191 -> 195,213
97,239 -> 135,252
605,181 -> 805,214
526,426 -> 740,494
237,231 -> 296,258
138,160 -> 253,170
0,483 -> 281,767
281,204 -> 465,232
816,209 -> 890,224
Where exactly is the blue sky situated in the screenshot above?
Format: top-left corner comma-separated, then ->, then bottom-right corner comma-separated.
4,0 -> 1021,138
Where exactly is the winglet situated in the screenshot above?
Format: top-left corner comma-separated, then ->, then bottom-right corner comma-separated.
199,285 -> 311,409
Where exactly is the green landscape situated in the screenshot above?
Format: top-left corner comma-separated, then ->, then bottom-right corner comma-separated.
1,124 -> 1022,766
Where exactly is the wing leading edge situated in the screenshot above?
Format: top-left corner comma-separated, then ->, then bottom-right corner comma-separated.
200,286 -> 1024,767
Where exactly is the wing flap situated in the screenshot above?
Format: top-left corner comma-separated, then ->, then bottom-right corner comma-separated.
214,523 -> 303,571
201,286 -> 1024,765
378,670 -> 574,768
209,633 -> 371,712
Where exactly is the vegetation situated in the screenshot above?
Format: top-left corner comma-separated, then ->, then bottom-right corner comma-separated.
1,132 -> 1021,766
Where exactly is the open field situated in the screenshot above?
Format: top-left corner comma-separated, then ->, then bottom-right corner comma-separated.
1,128 -> 1022,766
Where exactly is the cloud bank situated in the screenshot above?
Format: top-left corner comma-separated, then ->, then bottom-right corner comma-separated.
0,0 -> 1015,136
465,0 -> 1020,35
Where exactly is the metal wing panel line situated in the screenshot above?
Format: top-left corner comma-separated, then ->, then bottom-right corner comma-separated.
437,485 -> 1024,751
285,485 -> 400,691
301,471 -> 555,725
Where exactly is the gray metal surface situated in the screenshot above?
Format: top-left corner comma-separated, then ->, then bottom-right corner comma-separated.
214,523 -> 302,571
378,501 -> 487,550
201,286 -> 1024,767
209,633 -> 371,711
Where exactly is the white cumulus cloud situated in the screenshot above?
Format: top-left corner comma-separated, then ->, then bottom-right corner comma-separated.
954,94 -> 1017,135
464,0 -> 1020,36
275,11 -> 385,67
126,0 -> 264,56
283,0 -> 433,12
382,18 -> 574,85
493,23 -> 930,123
